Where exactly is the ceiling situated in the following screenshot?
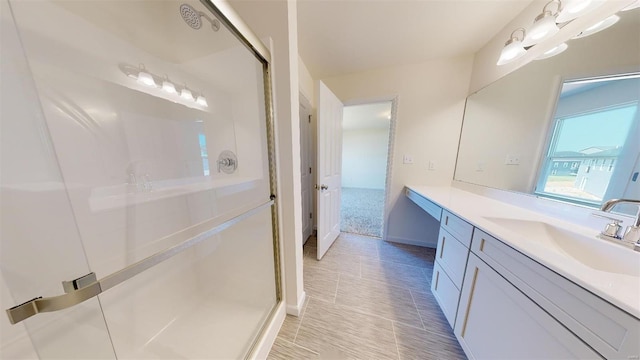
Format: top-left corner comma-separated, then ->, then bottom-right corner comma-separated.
297,0 -> 534,78
343,102 -> 392,130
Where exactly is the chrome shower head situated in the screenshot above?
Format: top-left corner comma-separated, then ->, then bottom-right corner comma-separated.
180,4 -> 202,29
179,4 -> 220,31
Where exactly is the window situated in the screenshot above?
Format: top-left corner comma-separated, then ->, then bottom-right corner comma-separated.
536,103 -> 636,205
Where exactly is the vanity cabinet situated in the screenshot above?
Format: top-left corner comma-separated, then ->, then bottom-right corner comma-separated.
431,210 -> 472,328
405,187 -> 640,360
464,229 -> 640,359
455,253 -> 602,359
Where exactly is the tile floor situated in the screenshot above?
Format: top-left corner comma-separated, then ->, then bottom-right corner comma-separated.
267,233 -> 467,360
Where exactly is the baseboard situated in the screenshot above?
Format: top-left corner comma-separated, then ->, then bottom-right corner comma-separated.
385,236 -> 437,248
250,301 -> 286,360
286,291 -> 306,316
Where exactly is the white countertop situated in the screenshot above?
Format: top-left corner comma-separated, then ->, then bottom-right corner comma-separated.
406,185 -> 640,319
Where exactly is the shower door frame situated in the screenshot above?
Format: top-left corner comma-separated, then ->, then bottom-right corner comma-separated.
199,1 -> 284,356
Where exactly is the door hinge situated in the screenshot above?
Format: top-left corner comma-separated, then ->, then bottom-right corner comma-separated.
309,167 -> 312,174
310,212 -> 313,219
308,115 -> 311,123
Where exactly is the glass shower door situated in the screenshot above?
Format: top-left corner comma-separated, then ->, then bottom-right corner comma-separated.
3,0 -> 280,358
0,0 -> 116,357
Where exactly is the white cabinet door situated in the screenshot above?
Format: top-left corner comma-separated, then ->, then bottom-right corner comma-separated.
455,254 -> 602,360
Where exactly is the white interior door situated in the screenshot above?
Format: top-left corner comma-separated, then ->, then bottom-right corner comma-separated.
299,99 -> 313,243
316,81 -> 343,260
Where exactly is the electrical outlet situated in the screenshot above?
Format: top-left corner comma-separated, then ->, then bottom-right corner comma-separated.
505,155 -> 520,165
403,155 -> 414,164
428,161 -> 436,170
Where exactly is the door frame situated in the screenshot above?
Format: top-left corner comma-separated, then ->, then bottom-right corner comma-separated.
342,96 -> 398,240
299,92 -> 314,243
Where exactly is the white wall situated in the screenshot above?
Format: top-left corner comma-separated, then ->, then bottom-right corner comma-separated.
299,56 -> 315,108
323,55 -> 474,247
342,128 -> 389,189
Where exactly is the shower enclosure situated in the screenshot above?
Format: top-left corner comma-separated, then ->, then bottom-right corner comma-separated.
1,0 -> 280,358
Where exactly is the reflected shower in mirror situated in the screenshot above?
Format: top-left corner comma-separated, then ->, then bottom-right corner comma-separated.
454,7 -> 640,214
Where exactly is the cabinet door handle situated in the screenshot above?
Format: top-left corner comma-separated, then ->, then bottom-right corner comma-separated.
440,236 -> 446,259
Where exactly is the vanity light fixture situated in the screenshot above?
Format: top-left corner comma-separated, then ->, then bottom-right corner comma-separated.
523,0 -> 561,47
535,42 -> 568,60
556,0 -> 604,23
136,65 -> 157,87
196,94 -> 208,107
572,14 -> 620,38
180,87 -> 194,101
497,28 -> 527,66
162,76 -> 177,94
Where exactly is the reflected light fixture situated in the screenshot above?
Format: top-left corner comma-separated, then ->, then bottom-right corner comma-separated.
180,87 -> 194,101
162,76 -> 177,94
535,42 -> 568,60
621,0 -> 640,11
497,28 -> 527,66
136,65 -> 157,87
556,0 -> 604,23
196,93 -> 208,107
572,14 -> 620,38
523,0 -> 561,47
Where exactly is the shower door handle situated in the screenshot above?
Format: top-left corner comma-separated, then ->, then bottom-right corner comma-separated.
5,199 -> 274,325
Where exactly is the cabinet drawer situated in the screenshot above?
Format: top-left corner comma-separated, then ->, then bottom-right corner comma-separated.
436,227 -> 469,288
405,188 -> 442,221
431,260 -> 460,328
441,210 -> 473,247
471,229 -> 639,360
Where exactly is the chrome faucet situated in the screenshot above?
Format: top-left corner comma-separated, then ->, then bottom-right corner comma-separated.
600,199 -> 640,251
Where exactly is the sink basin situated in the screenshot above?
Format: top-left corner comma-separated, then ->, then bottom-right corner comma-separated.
483,217 -> 640,277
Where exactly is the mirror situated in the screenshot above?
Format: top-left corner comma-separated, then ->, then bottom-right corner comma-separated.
454,8 -> 640,213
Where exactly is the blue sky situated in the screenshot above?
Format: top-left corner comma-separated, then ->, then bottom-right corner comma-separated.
555,104 -> 637,152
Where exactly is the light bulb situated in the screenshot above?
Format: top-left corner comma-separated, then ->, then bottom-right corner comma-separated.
162,80 -> 177,94
523,12 -> 560,47
535,42 -> 568,60
137,70 -> 157,87
196,95 -> 208,107
572,15 -> 619,39
557,0 -> 604,23
497,37 -> 526,66
181,88 -> 194,101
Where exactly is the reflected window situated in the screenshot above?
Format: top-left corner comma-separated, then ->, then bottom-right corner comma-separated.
536,74 -> 639,207
199,133 -> 210,176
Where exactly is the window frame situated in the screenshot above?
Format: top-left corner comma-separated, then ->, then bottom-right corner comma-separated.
533,75 -> 638,208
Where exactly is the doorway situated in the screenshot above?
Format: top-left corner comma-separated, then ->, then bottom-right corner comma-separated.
340,101 -> 394,238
